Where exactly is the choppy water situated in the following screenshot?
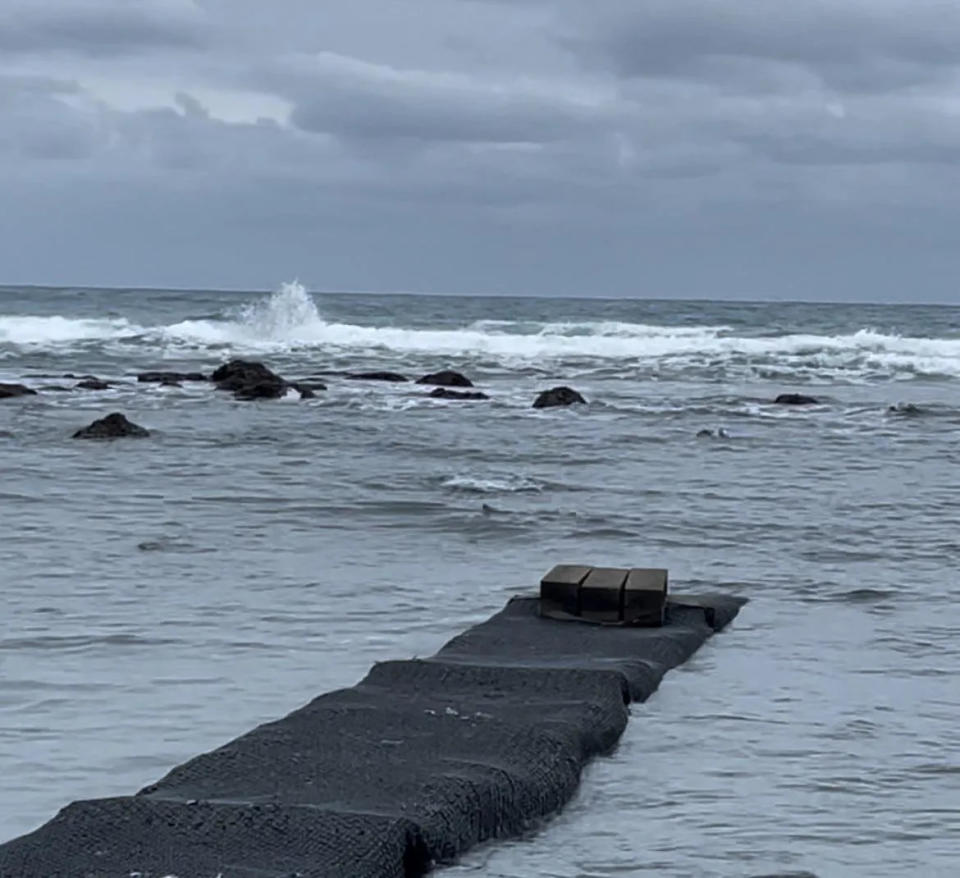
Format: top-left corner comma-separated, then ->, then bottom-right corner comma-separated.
1,283 -> 959,876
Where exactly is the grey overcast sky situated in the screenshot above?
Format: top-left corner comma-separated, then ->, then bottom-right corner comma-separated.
1,0 -> 959,301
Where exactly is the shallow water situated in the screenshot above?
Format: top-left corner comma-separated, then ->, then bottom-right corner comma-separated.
2,284 -> 959,875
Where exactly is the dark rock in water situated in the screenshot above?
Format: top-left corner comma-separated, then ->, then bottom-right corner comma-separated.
38,385 -> 73,392
212,360 -> 288,400
346,371 -> 408,382
291,381 -> 327,396
697,427 -> 730,439
289,382 -> 323,400
888,402 -> 923,417
76,379 -> 110,390
138,371 -> 207,383
234,381 -> 287,400
62,374 -> 99,381
212,361 -> 319,401
774,393 -> 819,405
159,377 -> 181,387
429,387 -> 489,401
417,370 -> 473,387
0,383 -> 37,398
532,386 -> 587,409
72,412 -> 149,439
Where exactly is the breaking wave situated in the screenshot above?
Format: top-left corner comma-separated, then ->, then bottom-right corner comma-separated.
3,282 -> 960,380
0,315 -> 143,345
441,474 -> 546,494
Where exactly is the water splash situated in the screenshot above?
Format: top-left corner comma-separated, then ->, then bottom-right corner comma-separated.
235,281 -> 322,341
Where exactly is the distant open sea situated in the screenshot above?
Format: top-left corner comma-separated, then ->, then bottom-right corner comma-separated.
2,284 -> 959,876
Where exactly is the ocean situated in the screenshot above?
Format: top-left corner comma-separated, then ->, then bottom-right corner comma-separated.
1,283 -> 958,876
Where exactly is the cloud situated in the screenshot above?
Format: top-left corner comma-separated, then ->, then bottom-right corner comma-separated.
1,0 -> 960,298
551,0 -> 960,78
0,0 -> 208,56
270,52 -> 616,144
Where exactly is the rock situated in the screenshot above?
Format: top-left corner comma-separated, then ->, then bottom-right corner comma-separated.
62,374 -> 99,381
72,412 -> 149,439
159,378 -> 182,387
0,383 -> 37,398
291,381 -> 327,396
346,371 -> 408,382
138,371 -> 207,383
532,386 -> 587,409
211,360 -> 288,400
429,388 -> 489,401
774,393 -> 819,405
76,379 -> 110,390
697,428 -> 730,439
888,403 -> 923,417
416,370 -> 473,387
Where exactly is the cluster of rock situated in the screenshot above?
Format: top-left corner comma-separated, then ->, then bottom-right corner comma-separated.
5,355 -> 844,442
208,360 -> 321,400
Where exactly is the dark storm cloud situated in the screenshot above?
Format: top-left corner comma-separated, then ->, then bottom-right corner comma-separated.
0,0 -> 959,299
0,0 -> 207,55
526,0 -> 960,78
277,52 -> 613,144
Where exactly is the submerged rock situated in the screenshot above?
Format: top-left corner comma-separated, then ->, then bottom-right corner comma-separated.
290,381 -> 326,398
888,402 -> 924,417
72,412 -> 149,439
774,393 -> 819,405
0,383 -> 37,399
429,387 -> 489,401
346,371 -> 408,382
138,371 -> 207,383
532,386 -> 587,409
76,379 -> 110,390
417,370 -> 473,387
696,427 -> 730,439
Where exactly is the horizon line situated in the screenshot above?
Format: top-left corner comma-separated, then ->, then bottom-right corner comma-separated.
0,280 -> 956,309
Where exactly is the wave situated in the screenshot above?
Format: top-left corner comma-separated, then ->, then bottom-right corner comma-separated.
3,282 -> 960,379
0,315 -> 144,344
441,474 -> 545,494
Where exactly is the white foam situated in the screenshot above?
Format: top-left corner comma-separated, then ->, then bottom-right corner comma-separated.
0,315 -> 142,345
3,283 -> 960,380
441,474 -> 544,494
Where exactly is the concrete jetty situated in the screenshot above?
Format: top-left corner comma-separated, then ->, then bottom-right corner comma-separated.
0,592 -> 745,877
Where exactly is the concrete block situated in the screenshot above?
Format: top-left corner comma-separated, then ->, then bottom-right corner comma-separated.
539,564 -> 591,615
622,568 -> 668,626
579,567 -> 628,622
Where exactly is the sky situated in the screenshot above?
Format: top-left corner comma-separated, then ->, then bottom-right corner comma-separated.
1,0 -> 959,302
